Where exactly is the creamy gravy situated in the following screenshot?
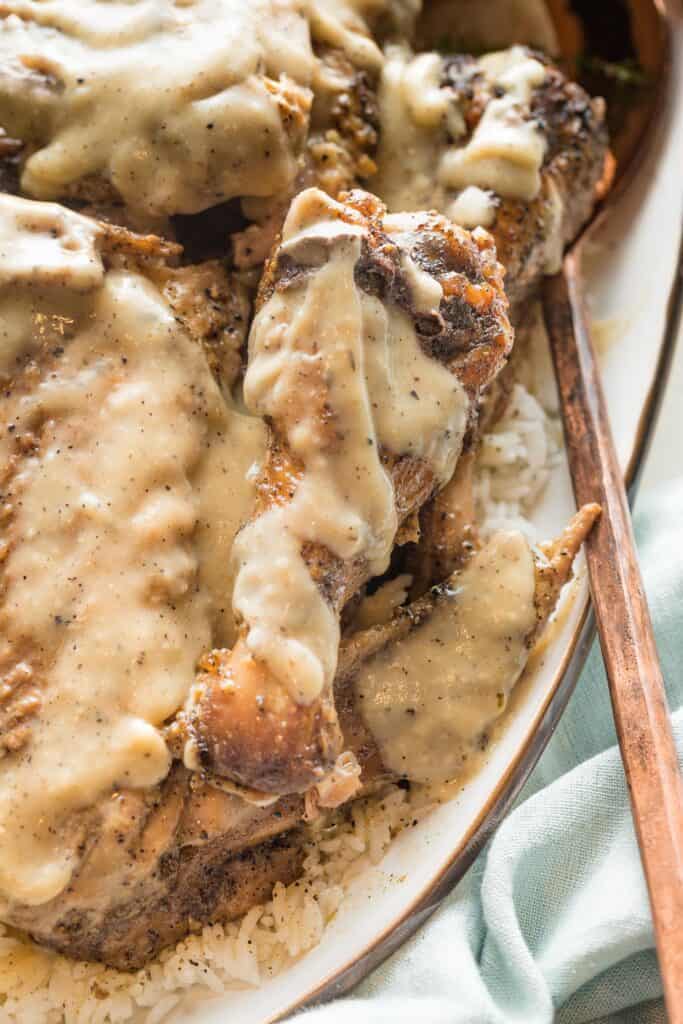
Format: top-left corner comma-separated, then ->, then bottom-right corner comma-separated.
193,412 -> 265,650
353,573 -> 413,630
374,45 -> 548,218
0,0 -> 409,217
0,0 -> 315,215
0,195 -> 262,906
307,0 -> 383,70
357,531 -> 536,783
233,188 -> 469,705
447,186 -> 497,230
439,48 -> 547,202
372,44 -> 455,214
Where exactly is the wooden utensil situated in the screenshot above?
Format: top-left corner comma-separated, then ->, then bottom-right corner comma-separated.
544,258 -> 683,1020
543,3 -> 683,1014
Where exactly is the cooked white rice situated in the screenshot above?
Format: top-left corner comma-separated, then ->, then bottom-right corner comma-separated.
0,789 -> 422,1024
0,311 -> 558,1024
475,303 -> 562,538
475,381 -> 561,536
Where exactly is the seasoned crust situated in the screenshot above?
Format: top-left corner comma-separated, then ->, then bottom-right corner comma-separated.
85,223 -> 252,394
188,187 -> 512,797
160,262 -> 250,395
8,765 -> 305,971
5,501 -> 597,970
441,51 -> 608,310
259,188 -> 512,395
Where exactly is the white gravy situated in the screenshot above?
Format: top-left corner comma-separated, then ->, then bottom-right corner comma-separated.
0,0 -> 315,215
447,186 -> 497,230
439,47 -> 548,202
0,0 -> 408,217
306,0 -> 384,70
233,188 -> 469,705
193,412 -> 266,650
357,531 -> 537,783
0,195 -> 263,906
372,44 -> 458,214
374,45 -> 548,219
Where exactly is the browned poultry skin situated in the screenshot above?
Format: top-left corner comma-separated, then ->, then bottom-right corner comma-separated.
7,509 -> 597,969
408,302 -> 553,596
441,54 -> 608,314
189,189 -> 513,797
191,444 -> 438,795
60,220 -> 250,392
533,502 -> 601,635
158,261 -> 250,394
8,766 -> 307,971
92,226 -> 250,394
335,503 -> 601,778
407,444 -> 479,597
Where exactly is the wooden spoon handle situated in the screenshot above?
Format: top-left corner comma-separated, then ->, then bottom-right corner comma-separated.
543,254 -> 683,1021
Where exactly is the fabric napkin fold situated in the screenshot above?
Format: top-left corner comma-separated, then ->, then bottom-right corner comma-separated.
292,477 -> 683,1024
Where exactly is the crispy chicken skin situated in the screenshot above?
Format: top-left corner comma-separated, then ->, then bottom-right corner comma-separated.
258,187 -> 513,396
444,52 -> 610,307
188,188 -> 513,798
76,223 -> 250,394
402,50 -> 609,592
407,443 -> 479,596
373,48 -> 608,319
159,260 -> 250,395
482,55 -> 608,310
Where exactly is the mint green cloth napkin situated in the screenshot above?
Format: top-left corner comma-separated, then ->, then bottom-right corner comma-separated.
293,477 -> 683,1024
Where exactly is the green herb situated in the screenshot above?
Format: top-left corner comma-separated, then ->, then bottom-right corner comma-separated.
579,55 -> 649,88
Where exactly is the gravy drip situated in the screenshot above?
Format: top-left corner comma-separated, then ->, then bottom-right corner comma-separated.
0,0 -> 410,217
439,47 -> 548,202
232,188 -> 469,705
0,0 -> 315,215
357,531 -> 536,783
374,45 -> 548,217
306,0 -> 385,70
0,195 -> 263,906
